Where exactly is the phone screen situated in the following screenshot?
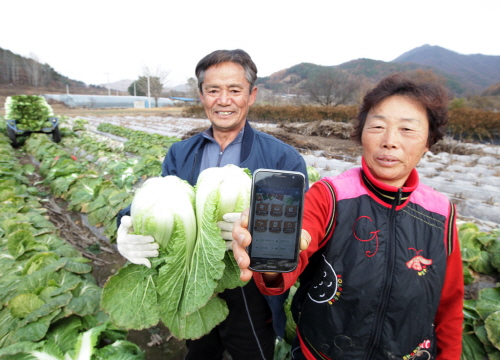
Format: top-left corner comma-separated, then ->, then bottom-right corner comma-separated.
248,169 -> 305,272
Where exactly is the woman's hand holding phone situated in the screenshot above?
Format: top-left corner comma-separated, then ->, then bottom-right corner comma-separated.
232,208 -> 312,283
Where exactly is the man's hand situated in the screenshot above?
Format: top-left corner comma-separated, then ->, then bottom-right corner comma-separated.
117,216 -> 159,268
217,213 -> 241,251
231,209 -> 253,281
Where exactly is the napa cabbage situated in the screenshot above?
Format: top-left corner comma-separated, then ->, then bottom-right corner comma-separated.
0,322 -> 144,360
307,165 -> 321,185
130,176 -> 196,252
101,165 -> 251,339
5,95 -> 55,131
182,165 -> 251,315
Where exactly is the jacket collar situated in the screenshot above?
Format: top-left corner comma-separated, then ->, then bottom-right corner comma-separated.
203,120 -> 254,160
240,120 -> 255,162
360,157 -> 419,207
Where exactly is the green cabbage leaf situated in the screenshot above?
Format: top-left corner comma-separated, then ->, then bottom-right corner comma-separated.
307,165 -> 320,185
101,165 -> 251,339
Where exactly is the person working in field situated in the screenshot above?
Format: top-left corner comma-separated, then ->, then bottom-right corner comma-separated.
232,74 -> 464,360
115,49 -> 308,360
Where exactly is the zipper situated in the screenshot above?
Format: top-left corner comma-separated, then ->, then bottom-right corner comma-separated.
364,188 -> 402,360
189,150 -> 199,184
216,150 -> 224,167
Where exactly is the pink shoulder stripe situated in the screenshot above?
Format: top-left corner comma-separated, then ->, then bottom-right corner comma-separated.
323,168 -> 450,217
323,168 -> 367,201
410,183 -> 450,217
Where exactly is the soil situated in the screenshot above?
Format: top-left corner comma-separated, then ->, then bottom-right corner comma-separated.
263,127 -> 363,160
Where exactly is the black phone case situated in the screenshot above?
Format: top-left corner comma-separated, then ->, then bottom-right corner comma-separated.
247,169 -> 305,273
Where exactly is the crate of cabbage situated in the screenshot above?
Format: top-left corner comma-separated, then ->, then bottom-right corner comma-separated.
4,95 -> 61,147
101,165 -> 252,340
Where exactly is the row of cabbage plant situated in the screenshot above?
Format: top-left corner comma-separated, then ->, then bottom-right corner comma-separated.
0,131 -> 145,359
459,223 -> 500,360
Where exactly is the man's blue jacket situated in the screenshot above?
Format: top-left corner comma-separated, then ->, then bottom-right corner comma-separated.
162,120 -> 307,184
118,120 -> 308,338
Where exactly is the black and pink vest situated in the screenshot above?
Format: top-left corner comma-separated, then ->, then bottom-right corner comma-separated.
293,166 -> 455,360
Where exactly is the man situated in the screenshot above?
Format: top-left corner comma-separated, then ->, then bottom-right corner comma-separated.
117,49 -> 308,360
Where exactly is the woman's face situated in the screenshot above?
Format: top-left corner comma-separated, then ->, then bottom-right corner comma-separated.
361,95 -> 429,188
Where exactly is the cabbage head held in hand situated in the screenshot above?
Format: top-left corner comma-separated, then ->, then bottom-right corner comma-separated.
101,165 -> 252,340
131,176 -> 196,253
182,164 -> 252,316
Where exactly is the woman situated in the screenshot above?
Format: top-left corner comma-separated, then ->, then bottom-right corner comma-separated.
232,74 -> 463,360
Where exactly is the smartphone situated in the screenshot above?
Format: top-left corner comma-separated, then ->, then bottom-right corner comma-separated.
247,169 -> 305,273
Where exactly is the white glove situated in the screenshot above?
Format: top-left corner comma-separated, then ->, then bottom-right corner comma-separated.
217,213 -> 241,251
117,216 -> 159,268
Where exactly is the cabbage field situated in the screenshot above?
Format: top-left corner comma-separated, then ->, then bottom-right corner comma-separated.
0,114 -> 499,360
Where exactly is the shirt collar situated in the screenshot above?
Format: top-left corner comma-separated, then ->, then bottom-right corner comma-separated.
202,126 -> 245,145
361,157 -> 419,207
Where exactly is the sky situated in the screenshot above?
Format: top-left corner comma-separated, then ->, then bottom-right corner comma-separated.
1,0 -> 499,89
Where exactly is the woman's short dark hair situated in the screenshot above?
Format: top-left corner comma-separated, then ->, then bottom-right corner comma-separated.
352,74 -> 449,147
195,49 -> 258,94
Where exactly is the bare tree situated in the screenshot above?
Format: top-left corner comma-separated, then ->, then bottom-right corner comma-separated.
40,63 -> 53,87
26,52 -> 41,87
138,66 -> 170,107
404,69 -> 447,87
305,68 -> 361,106
186,77 -> 199,99
4,51 -> 19,84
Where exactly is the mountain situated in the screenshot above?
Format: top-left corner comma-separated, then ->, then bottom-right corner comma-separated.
101,80 -> 190,95
100,79 -> 133,92
392,44 -> 500,94
483,82 -> 500,96
257,60 -> 467,96
2,44 -> 500,99
257,45 -> 500,97
170,83 -> 190,92
336,58 -> 468,95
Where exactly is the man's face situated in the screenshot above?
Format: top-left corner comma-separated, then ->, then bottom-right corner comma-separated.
200,62 -> 257,134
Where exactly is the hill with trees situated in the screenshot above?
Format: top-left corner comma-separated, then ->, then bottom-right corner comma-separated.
0,47 -> 107,99
392,44 -> 500,95
482,82 -> 500,96
257,45 -> 500,98
2,44 -> 500,107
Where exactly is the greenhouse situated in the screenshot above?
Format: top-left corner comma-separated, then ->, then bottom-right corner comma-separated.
42,94 -> 174,109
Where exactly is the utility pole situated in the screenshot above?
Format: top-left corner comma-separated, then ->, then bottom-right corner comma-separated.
106,73 -> 111,96
134,81 -> 136,96
66,85 -> 69,94
147,75 -> 151,108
